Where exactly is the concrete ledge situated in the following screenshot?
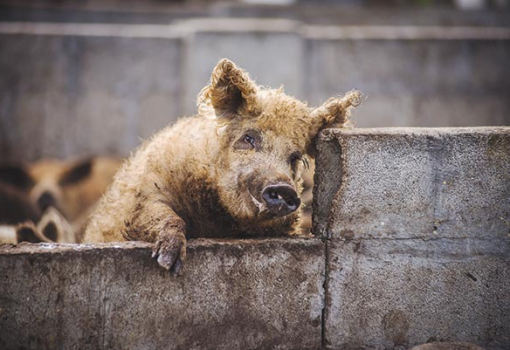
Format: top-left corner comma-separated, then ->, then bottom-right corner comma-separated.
0,238 -> 325,350
315,127 -> 510,350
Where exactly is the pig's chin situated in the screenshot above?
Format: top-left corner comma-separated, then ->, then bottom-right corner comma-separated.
228,190 -> 273,223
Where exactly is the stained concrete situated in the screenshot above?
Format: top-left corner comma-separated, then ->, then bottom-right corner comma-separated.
0,238 -> 325,350
315,127 -> 510,350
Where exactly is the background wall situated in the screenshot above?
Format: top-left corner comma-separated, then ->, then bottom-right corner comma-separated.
0,1 -> 509,162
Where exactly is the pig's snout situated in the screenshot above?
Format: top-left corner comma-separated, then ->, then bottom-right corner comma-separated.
262,184 -> 300,217
37,190 -> 57,211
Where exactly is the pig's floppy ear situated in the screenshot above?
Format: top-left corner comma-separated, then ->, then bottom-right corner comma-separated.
307,90 -> 363,156
198,59 -> 259,119
0,163 -> 34,190
59,157 -> 93,186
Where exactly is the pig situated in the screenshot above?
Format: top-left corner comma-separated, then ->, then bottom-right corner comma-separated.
0,182 -> 40,226
0,182 -> 40,244
84,59 -> 361,274
0,208 -> 74,244
0,182 -> 38,244
0,156 -> 122,241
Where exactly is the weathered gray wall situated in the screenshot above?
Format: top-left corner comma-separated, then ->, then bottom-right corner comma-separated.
0,27 -> 183,162
0,21 -> 509,162
0,239 -> 325,350
305,37 -> 510,127
314,127 -> 510,350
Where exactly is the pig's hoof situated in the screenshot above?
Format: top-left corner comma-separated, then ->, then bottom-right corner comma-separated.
151,231 -> 187,276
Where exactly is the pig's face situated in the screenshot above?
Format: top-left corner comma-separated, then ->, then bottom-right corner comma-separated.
214,95 -> 310,224
199,59 -> 362,227
28,159 -> 93,219
0,157 -> 120,222
0,158 -> 93,220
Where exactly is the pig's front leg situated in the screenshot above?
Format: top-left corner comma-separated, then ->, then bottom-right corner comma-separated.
128,199 -> 187,275
151,214 -> 187,275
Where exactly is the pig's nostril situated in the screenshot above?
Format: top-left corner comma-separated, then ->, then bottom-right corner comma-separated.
261,184 -> 300,217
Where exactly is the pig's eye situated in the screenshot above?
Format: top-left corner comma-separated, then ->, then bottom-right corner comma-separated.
289,151 -> 302,166
234,130 -> 260,150
243,134 -> 256,148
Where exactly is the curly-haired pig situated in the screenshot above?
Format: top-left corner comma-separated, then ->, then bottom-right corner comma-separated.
84,59 -> 362,274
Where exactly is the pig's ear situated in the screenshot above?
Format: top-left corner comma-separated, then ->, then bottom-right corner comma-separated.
59,157 -> 93,186
307,90 -> 363,156
0,163 -> 34,190
198,59 -> 259,119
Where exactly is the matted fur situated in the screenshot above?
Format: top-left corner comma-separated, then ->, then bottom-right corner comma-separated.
84,59 -> 362,274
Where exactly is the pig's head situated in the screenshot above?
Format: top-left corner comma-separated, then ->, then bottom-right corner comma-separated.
0,158 -> 95,221
198,59 -> 362,229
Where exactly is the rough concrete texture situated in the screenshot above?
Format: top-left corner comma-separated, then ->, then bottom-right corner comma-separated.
306,39 -> 510,127
315,127 -> 510,241
183,27 -> 304,115
1,3 -> 510,27
326,238 -> 509,350
0,30 -> 183,161
1,21 -> 509,161
0,238 -> 325,350
315,127 -> 510,350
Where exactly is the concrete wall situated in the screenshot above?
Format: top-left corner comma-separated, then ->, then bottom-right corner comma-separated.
1,127 -> 508,350
0,21 -> 509,161
0,26 -> 184,162
0,239 -> 325,350
1,3 -> 510,27
314,127 -> 510,350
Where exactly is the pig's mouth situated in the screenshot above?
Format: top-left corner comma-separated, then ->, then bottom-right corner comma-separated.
250,193 -> 267,213
249,183 -> 301,219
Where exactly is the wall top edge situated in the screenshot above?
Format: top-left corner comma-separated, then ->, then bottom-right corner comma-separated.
0,236 -> 321,255
0,21 -> 509,40
320,126 -> 510,140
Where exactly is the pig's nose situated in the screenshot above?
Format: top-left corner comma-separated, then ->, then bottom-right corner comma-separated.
262,184 -> 301,217
37,191 -> 56,211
